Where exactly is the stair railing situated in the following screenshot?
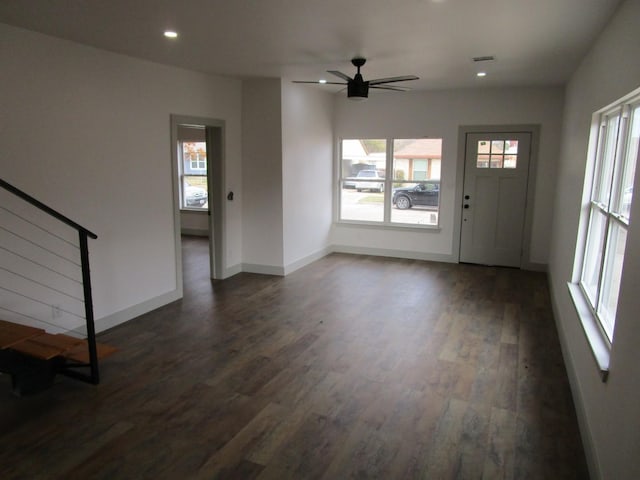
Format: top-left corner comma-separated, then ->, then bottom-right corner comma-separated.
0,178 -> 100,384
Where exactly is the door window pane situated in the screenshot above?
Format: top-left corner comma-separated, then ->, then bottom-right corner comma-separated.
492,140 -> 504,152
476,139 -> 519,169
504,155 -> 517,169
477,140 -> 490,168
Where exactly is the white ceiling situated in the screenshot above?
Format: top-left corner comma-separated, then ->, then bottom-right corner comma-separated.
0,0 -> 622,91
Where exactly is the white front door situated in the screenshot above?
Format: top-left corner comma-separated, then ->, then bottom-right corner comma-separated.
460,132 -> 532,267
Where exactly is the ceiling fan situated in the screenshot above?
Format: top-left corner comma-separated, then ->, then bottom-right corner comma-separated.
293,57 -> 419,100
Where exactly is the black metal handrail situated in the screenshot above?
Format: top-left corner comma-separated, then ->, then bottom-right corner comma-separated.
0,178 -> 97,240
0,178 -> 100,384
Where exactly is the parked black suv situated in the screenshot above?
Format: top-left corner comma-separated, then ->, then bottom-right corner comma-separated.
392,181 -> 439,209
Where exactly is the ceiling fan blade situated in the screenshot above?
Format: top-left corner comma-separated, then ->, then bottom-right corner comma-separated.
292,81 -> 347,85
370,85 -> 410,92
368,75 -> 419,85
327,70 -> 353,82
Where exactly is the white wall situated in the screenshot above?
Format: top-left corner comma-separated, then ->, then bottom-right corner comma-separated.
241,78 -> 284,273
332,87 -> 565,265
180,211 -> 208,236
548,1 -> 640,478
0,23 -> 242,330
281,83 -> 334,272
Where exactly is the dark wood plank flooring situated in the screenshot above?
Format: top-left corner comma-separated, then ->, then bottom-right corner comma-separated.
0,236 -> 588,479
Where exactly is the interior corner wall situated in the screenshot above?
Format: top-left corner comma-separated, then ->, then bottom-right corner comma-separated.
331,86 -> 564,264
281,83 -> 334,272
0,23 -> 242,331
547,1 -> 640,479
241,78 -> 284,272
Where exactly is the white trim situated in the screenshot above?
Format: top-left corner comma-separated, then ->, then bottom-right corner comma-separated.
567,282 -> 610,380
241,263 -> 285,276
223,263 -> 242,278
549,277 -> 603,480
170,114 -> 226,291
72,289 -> 182,335
180,228 -> 208,237
283,246 -> 333,275
331,244 -> 456,264
522,261 -> 548,273
455,125 -> 540,267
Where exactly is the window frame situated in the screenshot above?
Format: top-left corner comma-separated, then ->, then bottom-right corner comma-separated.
336,137 -> 442,229
178,140 -> 209,212
570,90 -> 640,381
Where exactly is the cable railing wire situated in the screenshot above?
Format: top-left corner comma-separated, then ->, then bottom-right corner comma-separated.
0,305 -> 84,336
0,265 -> 85,302
0,245 -> 83,285
0,226 -> 81,267
0,177 -> 100,385
0,205 -> 80,249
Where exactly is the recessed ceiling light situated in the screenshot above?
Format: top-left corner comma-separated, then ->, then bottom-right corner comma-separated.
164,31 -> 178,39
319,79 -> 327,84
477,72 -> 487,77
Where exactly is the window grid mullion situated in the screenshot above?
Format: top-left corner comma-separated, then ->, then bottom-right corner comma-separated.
384,139 -> 393,223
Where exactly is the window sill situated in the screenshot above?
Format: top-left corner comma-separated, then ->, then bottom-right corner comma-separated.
180,208 -> 208,213
567,282 -> 610,382
335,220 -> 441,232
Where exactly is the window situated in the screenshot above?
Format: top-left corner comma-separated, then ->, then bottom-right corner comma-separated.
574,95 -> 640,346
178,140 -> 208,210
188,151 -> 206,170
339,138 -> 442,226
476,139 -> 519,169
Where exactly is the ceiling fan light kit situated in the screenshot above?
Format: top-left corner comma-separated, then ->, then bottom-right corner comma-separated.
293,57 -> 418,100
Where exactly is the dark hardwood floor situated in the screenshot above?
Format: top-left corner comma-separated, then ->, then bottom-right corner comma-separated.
0,236 -> 588,479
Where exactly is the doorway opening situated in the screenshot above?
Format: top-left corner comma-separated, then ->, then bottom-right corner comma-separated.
170,115 -> 225,295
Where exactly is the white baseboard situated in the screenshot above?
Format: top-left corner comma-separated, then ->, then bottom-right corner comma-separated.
331,244 -> 456,264
241,245 -> 455,277
523,261 -> 548,272
223,263 -> 243,278
241,263 -> 285,276
73,289 -> 182,336
180,228 -> 209,237
284,246 -> 333,275
548,274 -> 601,480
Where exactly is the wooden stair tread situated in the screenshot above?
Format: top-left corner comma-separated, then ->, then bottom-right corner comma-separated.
1,319 -> 117,363
10,337 -> 66,360
0,320 -> 45,349
10,333 -> 84,360
34,333 -> 85,350
63,342 -> 118,363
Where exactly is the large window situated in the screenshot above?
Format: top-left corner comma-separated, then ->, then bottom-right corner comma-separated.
178,140 -> 208,210
339,138 -> 442,226
575,95 -> 639,345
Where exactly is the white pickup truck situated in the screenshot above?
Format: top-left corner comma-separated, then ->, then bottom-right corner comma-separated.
352,170 -> 385,193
